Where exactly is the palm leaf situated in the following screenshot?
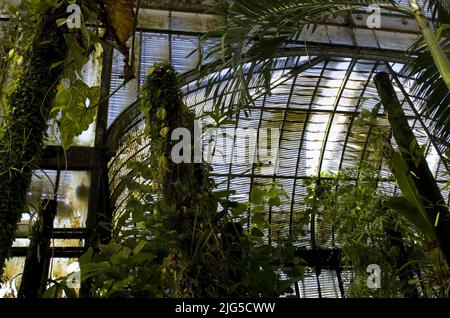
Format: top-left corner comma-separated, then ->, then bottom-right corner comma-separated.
384,196 -> 436,240
424,0 -> 450,25
198,0 -> 397,113
199,0 -> 450,145
400,26 -> 450,143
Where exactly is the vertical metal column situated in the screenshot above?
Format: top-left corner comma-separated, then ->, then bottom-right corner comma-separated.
85,46 -> 114,248
18,199 -> 57,298
80,46 -> 114,298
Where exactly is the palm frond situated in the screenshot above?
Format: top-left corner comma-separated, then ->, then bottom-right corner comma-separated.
424,0 -> 450,25
400,28 -> 450,143
198,0 -> 397,113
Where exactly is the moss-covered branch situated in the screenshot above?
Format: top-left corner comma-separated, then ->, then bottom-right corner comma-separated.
374,72 -> 450,266
141,64 -> 223,297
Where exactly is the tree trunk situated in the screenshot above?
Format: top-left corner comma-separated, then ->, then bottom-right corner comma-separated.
0,8 -> 67,277
374,72 -> 450,266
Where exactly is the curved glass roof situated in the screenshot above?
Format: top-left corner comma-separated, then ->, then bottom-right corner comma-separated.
2,1 -> 447,297
105,42 -> 450,296
3,22 -> 442,297
107,52 -> 449,242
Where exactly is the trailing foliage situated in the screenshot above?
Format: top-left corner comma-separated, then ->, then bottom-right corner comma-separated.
0,4 -> 68,279
0,24 -> 12,101
305,166 -> 449,297
3,0 -> 138,151
0,0 -> 139,278
197,0 -> 398,112
77,64 -> 304,298
303,107 -> 450,297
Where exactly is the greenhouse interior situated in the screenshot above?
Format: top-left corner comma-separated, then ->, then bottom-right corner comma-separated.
0,0 -> 449,300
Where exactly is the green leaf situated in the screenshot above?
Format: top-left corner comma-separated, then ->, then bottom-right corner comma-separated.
42,284 -> 63,298
390,152 -> 425,215
133,240 -> 147,255
79,247 -> 93,268
56,18 -> 67,27
292,265 -> 305,278
128,252 -> 155,265
98,242 -> 121,257
110,247 -> 132,265
231,202 -> 248,216
250,187 -> 265,204
50,60 -> 65,69
251,227 -> 264,237
60,284 -> 78,298
146,66 -> 155,76
126,197 -> 140,210
53,80 -> 100,149
253,205 -> 265,213
121,175 -> 140,191
293,256 -> 307,266
268,196 -> 281,207
252,212 -> 266,225
384,196 -> 436,240
213,189 -> 236,199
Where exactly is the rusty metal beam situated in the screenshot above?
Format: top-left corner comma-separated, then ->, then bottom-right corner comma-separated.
11,246 -> 86,258
35,145 -> 110,171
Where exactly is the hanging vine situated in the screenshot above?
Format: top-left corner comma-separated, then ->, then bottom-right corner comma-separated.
140,63 -> 224,297
77,64 -> 305,298
0,3 -> 68,279
0,0 -> 137,277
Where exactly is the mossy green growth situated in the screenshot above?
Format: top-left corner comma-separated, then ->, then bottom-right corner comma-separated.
141,63 -> 214,205
0,7 -> 67,278
141,63 -> 224,296
79,64 -> 300,298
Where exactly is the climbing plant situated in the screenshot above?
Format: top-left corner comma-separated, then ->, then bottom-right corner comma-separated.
0,0 -> 136,277
305,169 -> 425,297
0,3 -> 69,279
304,109 -> 450,297
77,64 -> 305,298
